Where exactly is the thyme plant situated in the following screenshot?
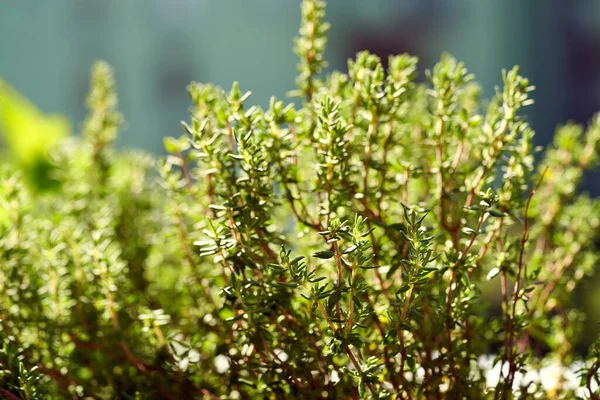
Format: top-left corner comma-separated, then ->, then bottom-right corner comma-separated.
1,0 -> 600,398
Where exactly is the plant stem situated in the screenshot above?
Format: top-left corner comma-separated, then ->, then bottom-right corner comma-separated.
504,167 -> 547,391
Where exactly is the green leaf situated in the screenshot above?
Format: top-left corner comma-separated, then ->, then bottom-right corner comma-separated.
396,284 -> 411,295
529,266 -> 541,280
486,267 -> 500,281
361,227 -> 376,237
275,281 -> 298,289
343,245 -> 358,254
312,250 -> 335,260
327,291 -> 342,312
384,329 -> 398,345
290,256 -> 305,265
163,137 -> 180,154
399,230 -> 412,242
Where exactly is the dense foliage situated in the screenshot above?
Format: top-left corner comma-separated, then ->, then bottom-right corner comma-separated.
1,0 -> 599,398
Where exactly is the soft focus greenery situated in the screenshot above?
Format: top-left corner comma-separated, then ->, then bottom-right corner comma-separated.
0,78 -> 70,191
1,0 -> 599,399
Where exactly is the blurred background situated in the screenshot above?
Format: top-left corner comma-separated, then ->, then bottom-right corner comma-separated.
0,2 -> 599,176
0,1 -> 599,346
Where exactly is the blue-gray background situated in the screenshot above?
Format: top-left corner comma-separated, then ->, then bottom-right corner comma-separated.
1,1 -> 599,194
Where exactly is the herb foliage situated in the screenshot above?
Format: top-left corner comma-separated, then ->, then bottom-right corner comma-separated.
1,1 -> 599,398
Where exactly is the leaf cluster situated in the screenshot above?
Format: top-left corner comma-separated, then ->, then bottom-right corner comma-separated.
1,1 -> 599,399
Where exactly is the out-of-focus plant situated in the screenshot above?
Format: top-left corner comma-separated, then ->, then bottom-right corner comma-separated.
0,78 -> 70,191
1,1 -> 599,399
